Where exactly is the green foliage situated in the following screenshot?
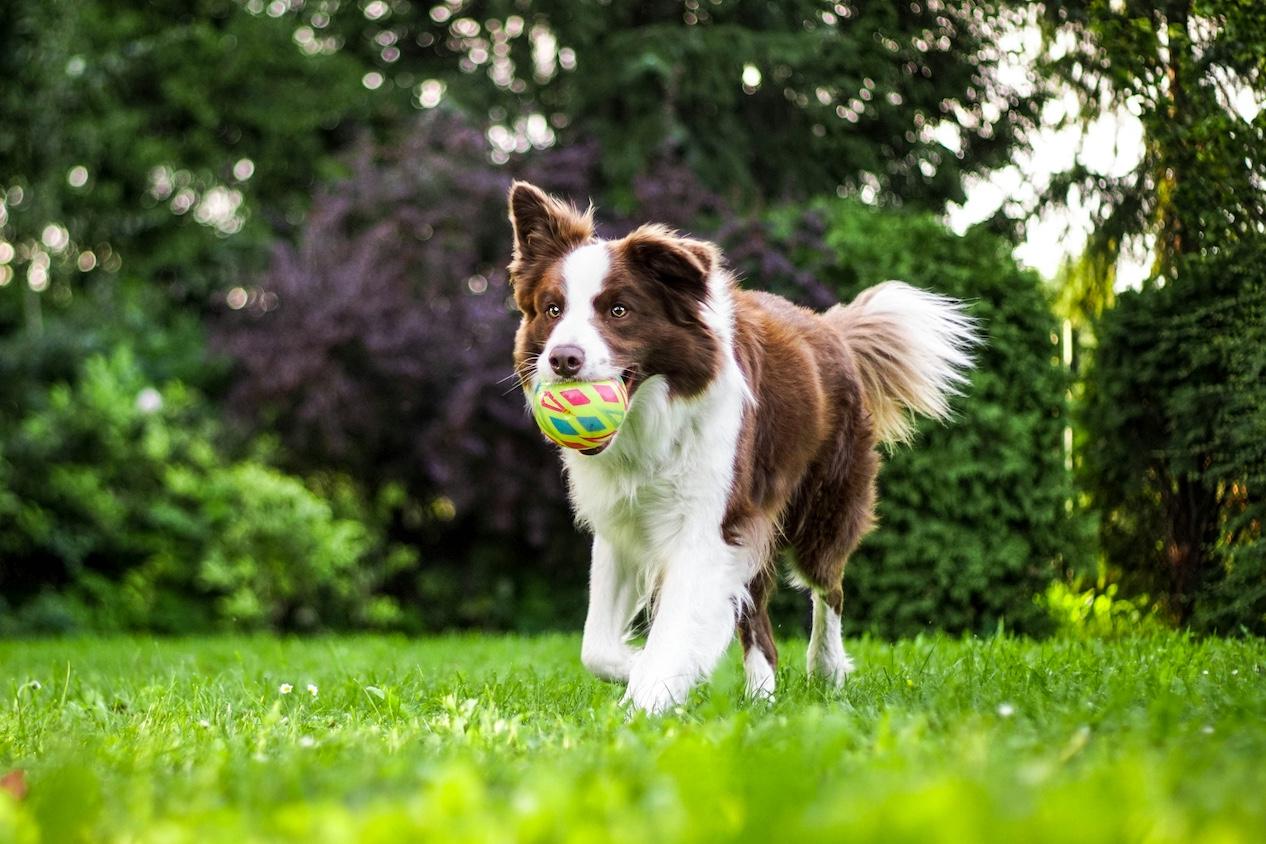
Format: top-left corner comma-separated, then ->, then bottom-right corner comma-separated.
1035,0 -> 1266,277
1038,2 -> 1266,633
12,0 -> 1256,638
0,0 -> 366,303
0,349 -> 414,633
314,0 -> 1038,208
767,200 -> 1084,637
1040,580 -> 1161,639
1080,240 -> 1266,633
1,634 -> 1264,841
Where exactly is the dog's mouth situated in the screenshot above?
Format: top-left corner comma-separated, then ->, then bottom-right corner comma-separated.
578,368 -> 639,456
620,366 -> 641,397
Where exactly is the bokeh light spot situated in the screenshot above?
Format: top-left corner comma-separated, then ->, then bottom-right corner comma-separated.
742,64 -> 762,91
417,79 -> 445,108
41,224 -> 70,252
136,388 -> 164,414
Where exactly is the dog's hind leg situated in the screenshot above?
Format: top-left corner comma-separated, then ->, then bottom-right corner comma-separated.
788,420 -> 879,688
806,586 -> 853,686
737,567 -> 777,699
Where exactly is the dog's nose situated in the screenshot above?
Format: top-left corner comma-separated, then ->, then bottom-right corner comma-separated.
549,345 -> 586,378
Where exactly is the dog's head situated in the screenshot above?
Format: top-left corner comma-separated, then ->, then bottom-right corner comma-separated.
507,181 -> 723,405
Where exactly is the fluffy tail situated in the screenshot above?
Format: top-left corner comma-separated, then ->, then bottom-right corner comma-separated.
825,281 -> 980,445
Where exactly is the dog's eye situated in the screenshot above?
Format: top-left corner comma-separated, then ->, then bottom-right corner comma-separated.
545,303 -> 562,319
610,304 -> 628,319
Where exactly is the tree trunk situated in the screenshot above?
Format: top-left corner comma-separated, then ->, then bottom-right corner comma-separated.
1156,0 -> 1216,624
1163,473 -> 1217,624
1158,0 -> 1192,271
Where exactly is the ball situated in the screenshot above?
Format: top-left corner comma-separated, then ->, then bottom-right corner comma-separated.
531,378 -> 629,451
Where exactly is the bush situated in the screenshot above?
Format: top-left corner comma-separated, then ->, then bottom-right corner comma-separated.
0,348 -> 414,633
213,113 -> 595,632
763,200 -> 1084,637
1039,580 -> 1161,639
1081,241 -> 1266,634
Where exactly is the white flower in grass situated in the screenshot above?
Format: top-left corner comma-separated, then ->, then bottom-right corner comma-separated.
1201,725 -> 1215,735
198,719 -> 211,729
279,683 -> 293,695
298,736 -> 316,748
307,684 -> 319,697
997,702 -> 1015,718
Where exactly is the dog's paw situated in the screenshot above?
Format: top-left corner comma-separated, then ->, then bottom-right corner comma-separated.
622,658 -> 690,715
743,649 -> 777,701
807,648 -> 855,689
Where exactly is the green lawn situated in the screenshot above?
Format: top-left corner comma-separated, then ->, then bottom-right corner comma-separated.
1,634 -> 1263,843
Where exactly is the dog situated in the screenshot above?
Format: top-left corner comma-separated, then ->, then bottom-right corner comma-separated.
507,181 -> 978,713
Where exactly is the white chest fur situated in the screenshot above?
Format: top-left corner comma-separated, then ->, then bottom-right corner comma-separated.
562,358 -> 748,588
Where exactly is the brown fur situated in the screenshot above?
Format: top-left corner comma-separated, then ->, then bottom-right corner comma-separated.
737,567 -> 778,670
823,283 -> 973,444
508,189 -> 721,399
603,226 -> 721,397
725,291 -> 879,669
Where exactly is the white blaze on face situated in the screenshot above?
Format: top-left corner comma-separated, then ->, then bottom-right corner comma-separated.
539,242 -> 616,384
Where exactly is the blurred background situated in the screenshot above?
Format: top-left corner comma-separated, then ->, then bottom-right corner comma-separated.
0,0 -> 1262,638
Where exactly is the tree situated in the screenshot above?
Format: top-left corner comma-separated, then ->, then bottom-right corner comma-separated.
0,0 -> 367,320
1081,241 -> 1266,632
1035,0 -> 1266,295
1036,1 -> 1266,625
313,0 -> 1040,208
0,0 -> 374,487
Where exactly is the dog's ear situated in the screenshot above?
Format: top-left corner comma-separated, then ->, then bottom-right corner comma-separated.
676,237 -> 720,276
622,225 -> 717,322
507,181 -> 593,279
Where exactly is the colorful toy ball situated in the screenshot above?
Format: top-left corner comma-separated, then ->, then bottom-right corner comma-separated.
532,378 -> 629,452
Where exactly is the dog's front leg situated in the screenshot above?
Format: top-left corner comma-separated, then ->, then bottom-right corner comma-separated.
624,535 -> 742,714
580,536 -> 642,683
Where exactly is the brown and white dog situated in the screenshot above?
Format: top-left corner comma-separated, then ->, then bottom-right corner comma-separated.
507,182 -> 978,713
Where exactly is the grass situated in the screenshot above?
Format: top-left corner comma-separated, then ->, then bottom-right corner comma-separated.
1,633 -> 1264,843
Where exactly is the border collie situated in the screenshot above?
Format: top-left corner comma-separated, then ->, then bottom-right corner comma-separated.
507,182 -> 978,713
